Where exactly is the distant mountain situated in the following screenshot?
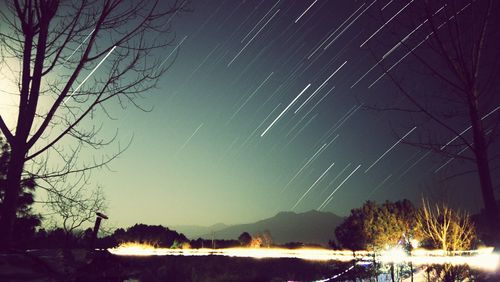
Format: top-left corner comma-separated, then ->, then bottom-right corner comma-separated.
172,223 -> 228,239
200,210 -> 344,246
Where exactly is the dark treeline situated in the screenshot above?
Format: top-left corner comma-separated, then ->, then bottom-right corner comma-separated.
17,224 -> 187,250
14,223 -> 249,250
6,201 -> 496,252
17,222 -> 320,251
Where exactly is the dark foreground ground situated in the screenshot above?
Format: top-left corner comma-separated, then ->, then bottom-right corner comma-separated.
0,249 -> 353,281
1,249 -> 499,281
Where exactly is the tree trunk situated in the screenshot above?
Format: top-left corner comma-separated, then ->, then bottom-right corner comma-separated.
0,8 -> 42,248
0,145 -> 25,249
473,135 -> 500,241
468,91 -> 500,243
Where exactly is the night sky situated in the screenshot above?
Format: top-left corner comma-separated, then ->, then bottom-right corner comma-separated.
1,0 -> 499,228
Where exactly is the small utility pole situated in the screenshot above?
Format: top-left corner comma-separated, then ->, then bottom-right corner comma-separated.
90,212 -> 108,250
211,231 -> 215,249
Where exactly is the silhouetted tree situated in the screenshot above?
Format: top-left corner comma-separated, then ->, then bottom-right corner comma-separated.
45,184 -> 106,243
238,232 -> 252,247
0,137 -> 41,247
189,237 -> 204,249
41,227 -> 72,248
327,240 -> 339,250
365,0 -> 500,239
111,227 -> 127,243
115,224 -> 188,248
0,0 -> 187,247
335,200 -> 420,251
251,230 -> 273,248
335,201 -> 374,250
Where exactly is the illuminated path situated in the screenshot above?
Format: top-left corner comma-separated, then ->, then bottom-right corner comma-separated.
108,243 -> 499,272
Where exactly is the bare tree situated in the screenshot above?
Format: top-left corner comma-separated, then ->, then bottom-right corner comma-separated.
0,0 -> 187,247
363,0 -> 500,239
416,199 -> 476,252
45,184 -> 106,243
416,199 -> 476,281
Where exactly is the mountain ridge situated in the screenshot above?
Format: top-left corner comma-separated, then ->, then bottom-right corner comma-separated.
175,210 -> 344,246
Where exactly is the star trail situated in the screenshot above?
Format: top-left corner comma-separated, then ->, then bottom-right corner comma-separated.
2,0 -> 495,227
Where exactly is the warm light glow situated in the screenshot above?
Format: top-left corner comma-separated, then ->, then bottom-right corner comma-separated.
109,243 -> 363,261
410,239 -> 419,249
108,243 -> 499,272
410,247 -> 499,271
379,246 -> 407,264
108,242 -> 159,256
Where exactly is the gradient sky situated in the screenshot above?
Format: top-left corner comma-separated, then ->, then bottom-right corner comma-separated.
1,0 -> 499,229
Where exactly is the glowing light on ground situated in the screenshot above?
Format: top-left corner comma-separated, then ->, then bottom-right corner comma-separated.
410,247 -> 499,271
108,243 -> 499,272
108,243 -> 358,261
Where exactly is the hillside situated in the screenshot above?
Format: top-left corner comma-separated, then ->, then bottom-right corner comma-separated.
199,210 -> 344,245
172,223 -> 228,239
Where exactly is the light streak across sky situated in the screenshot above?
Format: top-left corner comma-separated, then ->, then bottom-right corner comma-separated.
307,3 -> 366,60
59,28 -> 95,70
381,0 -> 395,11
242,0 -> 281,43
228,9 -> 280,67
368,1 -> 473,88
367,174 -> 392,198
16,0 -> 499,227
294,0 -> 319,23
281,142 -> 327,193
66,45 -> 117,102
176,123 -> 204,155
321,162 -> 351,196
319,164 -> 362,210
359,0 -> 416,48
434,146 -> 468,173
349,4 -> 445,89
323,0 -> 378,50
440,105 -> 500,150
157,35 -> 188,73
228,72 -> 274,123
364,126 -> 417,173
292,161 -> 335,210
240,103 -> 282,149
261,84 -> 311,137
294,61 -> 347,113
